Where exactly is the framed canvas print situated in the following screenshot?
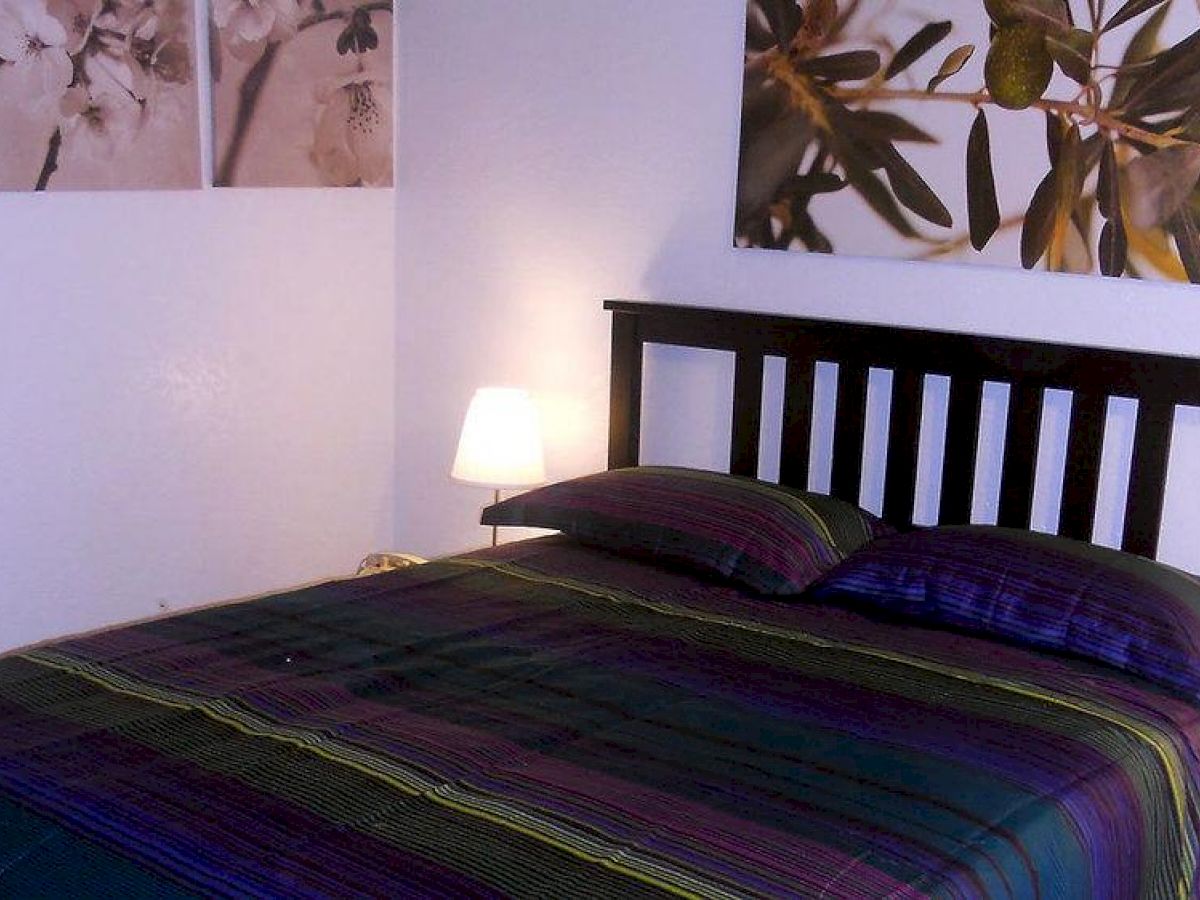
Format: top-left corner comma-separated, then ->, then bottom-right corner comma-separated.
210,0 -> 393,187
0,0 -> 201,190
735,0 -> 1200,284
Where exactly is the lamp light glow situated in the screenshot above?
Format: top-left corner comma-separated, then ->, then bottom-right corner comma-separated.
452,387 -> 546,488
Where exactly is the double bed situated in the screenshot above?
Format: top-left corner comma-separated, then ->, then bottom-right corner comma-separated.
3,301 -> 1200,898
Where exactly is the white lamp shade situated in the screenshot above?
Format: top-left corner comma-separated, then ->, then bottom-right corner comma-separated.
451,387 -> 547,488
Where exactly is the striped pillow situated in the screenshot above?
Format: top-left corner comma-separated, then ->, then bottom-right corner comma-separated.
482,466 -> 892,595
810,525 -> 1200,701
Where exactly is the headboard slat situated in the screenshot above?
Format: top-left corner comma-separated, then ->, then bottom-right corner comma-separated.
939,377 -> 984,524
831,364 -> 869,504
730,352 -> 764,477
996,382 -> 1044,530
1059,391 -> 1108,541
780,356 -> 815,490
882,368 -> 924,524
1122,399 -> 1176,557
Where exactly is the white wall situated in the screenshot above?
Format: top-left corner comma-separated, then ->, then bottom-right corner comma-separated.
0,189 -> 395,651
395,0 -> 1200,572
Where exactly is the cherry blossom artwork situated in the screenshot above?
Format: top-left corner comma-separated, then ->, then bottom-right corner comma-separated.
210,0 -> 392,187
0,0 -> 201,190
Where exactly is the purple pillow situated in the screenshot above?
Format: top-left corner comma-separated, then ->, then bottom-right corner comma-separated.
809,525 -> 1200,702
482,466 -> 893,594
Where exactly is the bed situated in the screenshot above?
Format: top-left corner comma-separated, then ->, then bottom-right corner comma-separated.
3,301 -> 1200,898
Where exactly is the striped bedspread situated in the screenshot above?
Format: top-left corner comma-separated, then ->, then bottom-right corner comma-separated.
1,536 -> 1198,898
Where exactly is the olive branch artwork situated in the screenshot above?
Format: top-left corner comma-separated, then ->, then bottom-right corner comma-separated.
736,0 -> 1200,283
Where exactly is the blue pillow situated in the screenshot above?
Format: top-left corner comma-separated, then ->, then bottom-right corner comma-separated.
809,525 -> 1200,702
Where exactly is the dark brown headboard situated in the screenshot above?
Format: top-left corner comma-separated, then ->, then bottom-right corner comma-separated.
606,300 -> 1200,560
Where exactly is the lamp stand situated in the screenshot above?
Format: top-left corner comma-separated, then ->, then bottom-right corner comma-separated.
491,488 -> 501,547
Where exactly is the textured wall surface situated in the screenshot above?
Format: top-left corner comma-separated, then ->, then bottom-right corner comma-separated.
394,0 -> 1200,572
0,189 -> 395,651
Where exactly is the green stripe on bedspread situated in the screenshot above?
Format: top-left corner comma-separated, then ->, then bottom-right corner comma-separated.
1,536 -> 1198,898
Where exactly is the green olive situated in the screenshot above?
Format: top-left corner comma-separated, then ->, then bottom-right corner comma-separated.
985,24 -> 1054,110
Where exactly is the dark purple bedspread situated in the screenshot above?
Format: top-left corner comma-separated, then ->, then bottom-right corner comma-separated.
1,536 -> 1199,897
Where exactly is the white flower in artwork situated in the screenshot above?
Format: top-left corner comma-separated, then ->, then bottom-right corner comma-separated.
310,75 -> 391,187
58,83 -> 143,161
0,0 -> 73,107
45,0 -> 98,54
211,0 -> 298,60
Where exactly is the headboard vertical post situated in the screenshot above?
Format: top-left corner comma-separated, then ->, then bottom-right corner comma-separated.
608,309 -> 644,469
730,352 -> 764,477
1121,399 -> 1176,557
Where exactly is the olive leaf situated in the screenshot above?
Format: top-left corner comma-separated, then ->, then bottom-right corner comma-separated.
849,110 -> 937,144
1099,219 -> 1129,276
1097,140 -> 1121,221
967,110 -> 1001,250
1046,125 -> 1085,270
799,50 -> 882,81
985,0 -> 1070,34
1103,0 -> 1172,33
788,171 -> 847,195
794,206 -> 834,253
1046,29 -> 1093,85
876,143 -> 953,227
1169,207 -> 1200,282
757,0 -> 802,50
1111,0 -> 1169,105
1125,144 -> 1200,230
842,159 -> 920,238
927,44 -> 975,92
1021,166 -> 1064,268
1122,28 -> 1200,117
1046,111 -> 1064,166
885,20 -> 952,80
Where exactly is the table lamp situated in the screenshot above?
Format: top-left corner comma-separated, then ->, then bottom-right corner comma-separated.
451,387 -> 546,546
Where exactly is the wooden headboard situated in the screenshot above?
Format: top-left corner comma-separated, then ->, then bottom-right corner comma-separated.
606,300 -> 1200,560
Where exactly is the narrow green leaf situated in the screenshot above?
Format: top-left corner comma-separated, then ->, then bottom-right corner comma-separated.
788,172 -> 846,196
1122,27 -> 1200,117
1111,0 -> 1170,106
833,130 -> 920,238
799,50 -> 882,82
926,44 -> 976,92
1097,140 -> 1120,220
758,0 -> 802,49
794,209 -> 834,253
1168,208 -> 1200,282
885,20 -> 952,80
987,0 -> 1071,34
844,165 -> 919,238
1045,111 -> 1064,166
1021,169 -> 1059,268
878,143 -> 953,227
1099,219 -> 1129,276
1046,29 -> 1094,85
1103,0 -> 1171,33
966,110 -> 1001,251
848,110 -> 938,143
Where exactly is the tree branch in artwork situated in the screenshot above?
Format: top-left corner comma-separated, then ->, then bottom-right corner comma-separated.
34,128 -> 63,192
736,0 -> 1200,283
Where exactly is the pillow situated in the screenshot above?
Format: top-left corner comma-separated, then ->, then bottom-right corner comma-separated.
481,466 -> 892,595
809,525 -> 1200,702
